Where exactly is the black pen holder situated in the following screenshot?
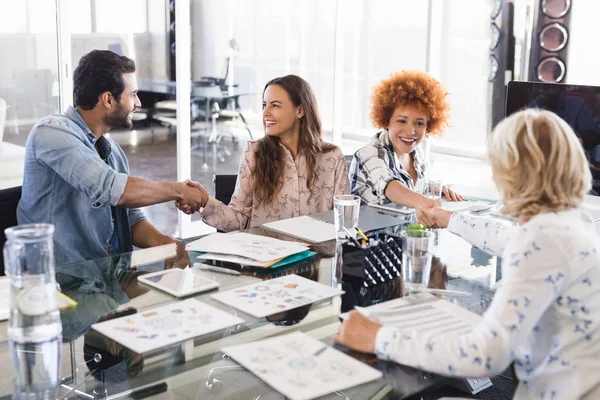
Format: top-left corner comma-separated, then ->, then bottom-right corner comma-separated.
340,233 -> 404,311
341,233 -> 403,285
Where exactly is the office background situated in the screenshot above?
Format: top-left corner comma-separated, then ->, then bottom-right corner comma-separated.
0,0 -> 598,238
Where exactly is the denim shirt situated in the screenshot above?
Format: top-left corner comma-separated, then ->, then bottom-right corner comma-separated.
17,106 -> 146,266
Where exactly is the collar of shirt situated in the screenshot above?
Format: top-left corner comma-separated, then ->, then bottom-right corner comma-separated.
376,130 -> 426,182
64,106 -> 113,160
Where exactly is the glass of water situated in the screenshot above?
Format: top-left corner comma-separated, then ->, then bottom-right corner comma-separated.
400,230 -> 435,292
333,195 -> 361,242
425,180 -> 443,201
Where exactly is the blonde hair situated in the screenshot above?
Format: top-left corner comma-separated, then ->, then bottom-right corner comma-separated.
488,108 -> 592,220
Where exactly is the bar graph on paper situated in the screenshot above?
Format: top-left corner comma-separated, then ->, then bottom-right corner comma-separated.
351,293 -> 482,336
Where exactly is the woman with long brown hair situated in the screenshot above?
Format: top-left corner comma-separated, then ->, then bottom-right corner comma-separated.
178,75 -> 350,231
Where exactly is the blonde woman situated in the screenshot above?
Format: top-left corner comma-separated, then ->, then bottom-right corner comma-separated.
334,109 -> 600,399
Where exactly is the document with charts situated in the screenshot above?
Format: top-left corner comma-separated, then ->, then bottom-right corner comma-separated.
343,292 -> 482,336
91,299 -> 244,354
185,232 -> 307,262
223,331 -> 382,400
211,274 -> 344,318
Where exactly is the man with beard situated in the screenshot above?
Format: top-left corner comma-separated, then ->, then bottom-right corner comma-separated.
18,50 -> 203,265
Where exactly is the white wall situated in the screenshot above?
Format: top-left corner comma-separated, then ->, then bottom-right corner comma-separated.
567,1 -> 600,85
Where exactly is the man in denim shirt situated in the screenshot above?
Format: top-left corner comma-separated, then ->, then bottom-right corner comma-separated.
18,50 -> 204,266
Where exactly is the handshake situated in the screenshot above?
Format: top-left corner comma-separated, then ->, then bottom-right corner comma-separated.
175,180 -> 208,215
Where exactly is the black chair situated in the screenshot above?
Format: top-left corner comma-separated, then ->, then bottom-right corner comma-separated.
344,154 -> 353,171
213,175 -> 238,205
0,185 -> 22,276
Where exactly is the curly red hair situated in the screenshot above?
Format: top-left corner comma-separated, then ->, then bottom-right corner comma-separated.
370,70 -> 451,137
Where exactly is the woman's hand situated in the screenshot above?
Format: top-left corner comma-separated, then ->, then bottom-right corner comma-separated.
332,310 -> 382,354
415,195 -> 440,210
176,180 -> 209,214
442,186 -> 463,201
417,206 -> 454,229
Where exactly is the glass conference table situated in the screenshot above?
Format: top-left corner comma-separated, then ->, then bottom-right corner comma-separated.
0,208 -> 505,400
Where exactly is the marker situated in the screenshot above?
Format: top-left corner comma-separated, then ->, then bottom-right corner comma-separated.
354,226 -> 369,241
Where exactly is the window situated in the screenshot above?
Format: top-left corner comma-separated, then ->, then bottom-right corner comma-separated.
433,0 -> 491,149
95,0 -> 147,33
0,0 -> 26,33
71,0 -> 92,34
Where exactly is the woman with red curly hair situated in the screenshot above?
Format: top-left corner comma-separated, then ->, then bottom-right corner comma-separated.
349,70 -> 461,208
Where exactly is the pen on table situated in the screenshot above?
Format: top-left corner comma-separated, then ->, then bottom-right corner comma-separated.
199,264 -> 241,276
423,288 -> 471,297
313,345 -> 328,357
342,226 -> 362,247
130,382 -> 168,400
354,226 -> 369,241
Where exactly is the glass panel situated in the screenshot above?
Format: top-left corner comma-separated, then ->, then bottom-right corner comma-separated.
0,0 -> 26,34
0,0 -> 60,190
434,0 -> 491,148
187,0 -> 337,189
95,0 -> 147,34
71,0 -> 92,34
339,0 -> 429,145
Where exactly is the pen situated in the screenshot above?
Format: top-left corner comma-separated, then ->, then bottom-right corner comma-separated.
354,226 -> 369,241
423,288 -> 471,297
342,226 -> 362,247
199,264 -> 241,276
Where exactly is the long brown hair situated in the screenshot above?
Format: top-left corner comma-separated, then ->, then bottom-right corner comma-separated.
253,75 -> 337,206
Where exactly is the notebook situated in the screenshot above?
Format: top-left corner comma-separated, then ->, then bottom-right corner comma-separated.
261,216 -> 337,243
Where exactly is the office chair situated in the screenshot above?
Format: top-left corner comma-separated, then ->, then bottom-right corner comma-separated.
344,154 -> 353,171
0,185 -> 22,276
213,174 -> 238,205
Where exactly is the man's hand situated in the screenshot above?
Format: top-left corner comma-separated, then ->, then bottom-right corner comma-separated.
417,206 -> 454,229
175,180 -> 209,214
332,310 -> 382,354
164,242 -> 191,269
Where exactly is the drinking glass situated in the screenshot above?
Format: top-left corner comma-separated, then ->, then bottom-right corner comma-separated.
400,230 -> 435,292
333,195 -> 361,242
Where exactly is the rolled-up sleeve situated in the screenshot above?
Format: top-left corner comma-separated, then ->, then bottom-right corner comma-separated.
350,146 -> 397,205
32,121 -> 127,207
128,207 -> 147,228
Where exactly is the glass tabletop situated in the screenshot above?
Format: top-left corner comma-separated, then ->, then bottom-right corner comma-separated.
0,208 -> 502,400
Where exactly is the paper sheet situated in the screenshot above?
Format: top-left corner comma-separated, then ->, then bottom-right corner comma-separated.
211,274 -> 344,318
91,298 -> 244,354
346,292 -> 482,336
440,200 -> 493,213
186,232 -> 307,262
223,331 -> 382,400
261,215 -> 337,243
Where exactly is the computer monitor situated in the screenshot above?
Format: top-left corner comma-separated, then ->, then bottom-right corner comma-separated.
505,81 -> 600,195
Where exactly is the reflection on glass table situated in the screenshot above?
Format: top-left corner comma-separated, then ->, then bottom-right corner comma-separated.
0,207 -> 504,399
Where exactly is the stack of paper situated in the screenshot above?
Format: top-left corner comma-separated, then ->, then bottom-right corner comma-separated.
186,232 -> 310,268
211,274 -> 344,318
223,331 -> 382,400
